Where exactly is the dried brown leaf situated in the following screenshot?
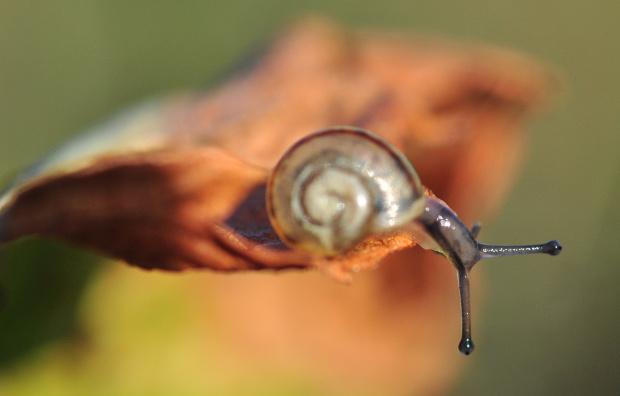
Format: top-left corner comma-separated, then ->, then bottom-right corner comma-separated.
0,19 -> 552,280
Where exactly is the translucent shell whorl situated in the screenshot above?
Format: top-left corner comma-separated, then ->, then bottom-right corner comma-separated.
267,127 -> 426,256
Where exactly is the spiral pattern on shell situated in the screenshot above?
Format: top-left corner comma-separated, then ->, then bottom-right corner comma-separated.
267,127 -> 426,256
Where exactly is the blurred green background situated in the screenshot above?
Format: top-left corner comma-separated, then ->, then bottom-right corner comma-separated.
0,1 -> 618,395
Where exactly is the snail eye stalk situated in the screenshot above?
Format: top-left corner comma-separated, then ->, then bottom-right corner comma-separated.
417,197 -> 562,355
478,240 -> 562,258
457,238 -> 562,355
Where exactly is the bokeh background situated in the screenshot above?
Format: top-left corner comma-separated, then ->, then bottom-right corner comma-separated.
0,1 -> 618,395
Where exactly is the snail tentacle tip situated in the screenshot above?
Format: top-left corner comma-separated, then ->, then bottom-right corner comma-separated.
470,222 -> 482,239
458,338 -> 475,355
546,240 -> 562,256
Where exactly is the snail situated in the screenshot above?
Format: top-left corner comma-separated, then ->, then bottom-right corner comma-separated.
267,126 -> 562,355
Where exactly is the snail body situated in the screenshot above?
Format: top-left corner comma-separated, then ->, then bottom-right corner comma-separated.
267,126 -> 562,355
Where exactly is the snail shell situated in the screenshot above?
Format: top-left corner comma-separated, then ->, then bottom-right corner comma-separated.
267,126 -> 426,256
